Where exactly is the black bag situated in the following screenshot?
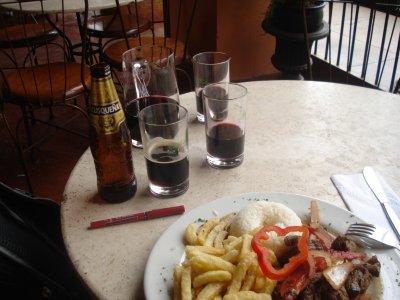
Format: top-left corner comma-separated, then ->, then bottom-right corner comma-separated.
0,182 -> 92,299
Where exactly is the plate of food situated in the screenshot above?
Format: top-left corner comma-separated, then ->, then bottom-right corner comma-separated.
143,192 -> 400,299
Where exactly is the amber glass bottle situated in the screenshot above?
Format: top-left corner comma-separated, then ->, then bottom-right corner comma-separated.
89,63 -> 137,202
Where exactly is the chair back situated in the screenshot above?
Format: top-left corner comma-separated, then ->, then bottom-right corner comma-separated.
102,0 -> 198,93
0,181 -> 91,299
0,0 -> 90,107
0,0 -> 91,194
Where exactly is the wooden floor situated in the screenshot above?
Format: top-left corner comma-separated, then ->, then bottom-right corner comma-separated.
0,1 -> 164,203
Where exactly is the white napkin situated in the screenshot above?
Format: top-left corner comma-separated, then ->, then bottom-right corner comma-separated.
331,170 -> 400,243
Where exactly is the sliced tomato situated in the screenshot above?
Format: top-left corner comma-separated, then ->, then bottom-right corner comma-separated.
279,262 -> 310,300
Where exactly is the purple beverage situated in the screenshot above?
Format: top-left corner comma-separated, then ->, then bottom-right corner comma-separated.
206,123 -> 245,159
125,96 -> 177,146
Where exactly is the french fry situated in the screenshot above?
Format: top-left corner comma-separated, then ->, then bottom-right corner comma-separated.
224,236 -> 243,252
205,222 -> 227,247
261,278 -> 276,295
239,234 -> 253,260
220,212 -> 237,226
222,291 -> 272,300
185,245 -> 225,259
184,223 -> 198,245
193,270 -> 232,288
253,276 -> 265,292
221,249 -> 240,264
214,230 -> 229,249
173,266 -> 183,300
253,276 -> 276,294
226,253 -> 255,294
175,212 -> 277,300
190,252 -> 236,273
240,273 -> 256,292
223,235 -> 237,246
198,218 -> 220,245
181,266 -> 192,300
240,259 -> 257,291
196,282 -> 226,300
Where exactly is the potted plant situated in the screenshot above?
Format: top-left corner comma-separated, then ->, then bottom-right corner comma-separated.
262,0 -> 329,79
263,0 -> 327,33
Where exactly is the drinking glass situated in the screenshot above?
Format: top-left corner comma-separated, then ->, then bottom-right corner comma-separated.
203,82 -> 247,169
139,103 -> 189,197
192,52 -> 230,123
122,45 -> 180,147
125,96 -> 177,147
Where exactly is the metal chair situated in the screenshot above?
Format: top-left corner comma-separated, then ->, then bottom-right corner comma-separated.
0,12 -> 59,66
0,181 -> 92,299
0,0 -> 91,195
102,0 -> 198,93
86,0 -> 153,62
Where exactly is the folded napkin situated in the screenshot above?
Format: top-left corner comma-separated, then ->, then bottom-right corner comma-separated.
331,170 -> 400,243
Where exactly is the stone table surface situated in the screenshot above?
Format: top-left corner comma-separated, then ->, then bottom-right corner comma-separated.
61,80 -> 400,299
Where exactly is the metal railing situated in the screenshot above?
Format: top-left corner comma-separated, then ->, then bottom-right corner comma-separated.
312,0 -> 400,93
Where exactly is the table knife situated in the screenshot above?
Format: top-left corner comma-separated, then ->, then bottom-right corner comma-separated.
363,166 -> 400,241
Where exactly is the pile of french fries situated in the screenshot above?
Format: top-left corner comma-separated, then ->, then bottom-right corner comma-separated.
173,214 -> 277,300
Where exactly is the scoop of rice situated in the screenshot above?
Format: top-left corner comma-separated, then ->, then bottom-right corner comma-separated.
229,201 -> 302,258
229,201 -> 302,237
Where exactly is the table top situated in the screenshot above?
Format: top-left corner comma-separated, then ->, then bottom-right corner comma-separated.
61,80 -> 400,300
0,0 -> 137,13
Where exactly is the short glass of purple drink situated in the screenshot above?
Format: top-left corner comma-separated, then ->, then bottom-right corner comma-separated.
203,82 -> 247,169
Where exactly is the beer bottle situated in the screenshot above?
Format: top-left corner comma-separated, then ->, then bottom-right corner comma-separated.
89,63 -> 137,202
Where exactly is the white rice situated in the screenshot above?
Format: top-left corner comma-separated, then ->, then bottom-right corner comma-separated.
229,201 -> 302,258
229,201 -> 302,237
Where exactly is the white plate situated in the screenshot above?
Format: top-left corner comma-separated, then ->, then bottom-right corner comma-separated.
144,192 -> 400,300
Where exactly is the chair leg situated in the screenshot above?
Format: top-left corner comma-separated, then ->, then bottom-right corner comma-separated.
20,106 -> 34,148
1,109 -> 34,195
394,78 -> 400,94
15,134 -> 35,195
48,106 -> 55,120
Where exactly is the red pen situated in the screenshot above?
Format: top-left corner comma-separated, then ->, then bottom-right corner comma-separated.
88,205 -> 185,229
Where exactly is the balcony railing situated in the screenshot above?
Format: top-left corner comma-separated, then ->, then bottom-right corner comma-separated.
312,0 -> 400,93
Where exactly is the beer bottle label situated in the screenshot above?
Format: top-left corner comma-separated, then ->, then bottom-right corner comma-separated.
90,78 -> 125,135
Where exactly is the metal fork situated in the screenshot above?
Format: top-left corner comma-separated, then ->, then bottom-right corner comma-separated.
345,223 -> 400,251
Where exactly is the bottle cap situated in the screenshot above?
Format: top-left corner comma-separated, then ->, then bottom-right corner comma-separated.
90,63 -> 111,78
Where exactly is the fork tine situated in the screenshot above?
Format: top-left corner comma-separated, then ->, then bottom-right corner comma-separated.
347,227 -> 373,235
347,227 -> 373,234
347,223 -> 375,233
349,223 -> 375,230
346,222 -> 400,250
356,223 -> 375,228
346,231 -> 370,239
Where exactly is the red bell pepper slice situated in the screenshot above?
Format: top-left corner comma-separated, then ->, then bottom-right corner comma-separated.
251,225 -> 310,280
